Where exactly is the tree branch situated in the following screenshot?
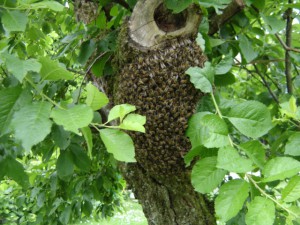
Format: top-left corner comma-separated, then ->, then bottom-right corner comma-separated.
253,65 -> 279,103
208,0 -> 246,35
284,0 -> 294,94
275,33 -> 300,53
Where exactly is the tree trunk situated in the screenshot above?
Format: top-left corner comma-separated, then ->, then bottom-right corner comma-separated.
114,1 -> 216,224
123,163 -> 215,225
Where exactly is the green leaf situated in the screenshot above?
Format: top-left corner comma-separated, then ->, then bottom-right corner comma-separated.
217,146 -> 253,173
81,126 -> 93,157
215,179 -> 249,222
70,144 -> 91,172
59,205 -> 72,225
0,86 -> 23,136
107,104 -> 136,122
226,100 -> 273,138
51,105 -> 93,135
11,101 -> 52,151
39,57 -> 74,81
186,112 -> 230,148
0,155 -> 29,188
240,141 -> 266,168
214,52 -> 233,75
30,1 -> 65,11
239,35 -> 258,63
282,176 -> 300,202
209,38 -> 226,47
262,15 -> 286,34
214,72 -> 236,86
196,33 -> 205,51
198,0 -> 231,14
78,40 -> 96,65
191,157 -> 227,194
184,145 -> 203,166
280,96 -> 299,119
99,128 -> 136,162
186,62 -> 214,93
164,0 -> 192,13
57,150 -> 74,180
86,83 -> 109,111
245,197 -> 275,225
51,125 -> 70,150
262,157 -> 300,182
4,54 -> 41,82
2,10 -> 28,32
285,132 -> 300,156
119,114 -> 146,133
91,52 -> 112,77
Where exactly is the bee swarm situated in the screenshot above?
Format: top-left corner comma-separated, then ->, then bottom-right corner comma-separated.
115,0 -> 207,176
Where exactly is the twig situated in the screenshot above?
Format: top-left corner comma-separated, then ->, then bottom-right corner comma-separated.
284,1 -> 294,94
208,0 -> 246,35
75,51 -> 108,103
253,64 -> 279,103
275,33 -> 300,53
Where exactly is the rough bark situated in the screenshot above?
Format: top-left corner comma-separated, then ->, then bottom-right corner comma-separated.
123,164 -> 215,225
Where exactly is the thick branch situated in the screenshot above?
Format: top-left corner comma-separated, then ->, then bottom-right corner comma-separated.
208,0 -> 246,35
284,1 -> 294,94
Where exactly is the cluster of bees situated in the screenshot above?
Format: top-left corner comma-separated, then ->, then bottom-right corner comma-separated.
115,33 -> 207,176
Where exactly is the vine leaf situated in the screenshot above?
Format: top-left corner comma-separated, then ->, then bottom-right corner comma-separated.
11,101 -> 53,151
86,83 -> 109,111
245,197 -> 275,225
217,146 -> 253,173
99,128 -> 136,162
282,176 -> 300,202
1,10 -> 28,33
215,179 -> 249,222
51,105 -> 93,135
262,157 -> 300,182
226,100 -> 273,138
186,62 -> 214,93
191,156 -> 227,194
285,132 -> 300,156
39,57 -> 74,81
186,112 -> 230,148
119,114 -> 146,133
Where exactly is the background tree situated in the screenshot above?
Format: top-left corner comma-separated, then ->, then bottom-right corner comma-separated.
0,0 -> 300,225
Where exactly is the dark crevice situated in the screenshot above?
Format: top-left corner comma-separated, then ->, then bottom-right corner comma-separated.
154,3 -> 187,32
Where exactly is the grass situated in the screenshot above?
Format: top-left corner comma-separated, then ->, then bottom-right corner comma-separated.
73,200 -> 148,225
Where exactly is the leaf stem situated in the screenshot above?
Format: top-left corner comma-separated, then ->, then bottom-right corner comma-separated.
25,77 -> 64,109
210,93 -> 234,147
246,174 -> 299,218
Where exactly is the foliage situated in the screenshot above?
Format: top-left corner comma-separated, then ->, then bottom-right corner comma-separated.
186,0 -> 300,224
0,0 -> 141,224
0,0 -> 300,224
